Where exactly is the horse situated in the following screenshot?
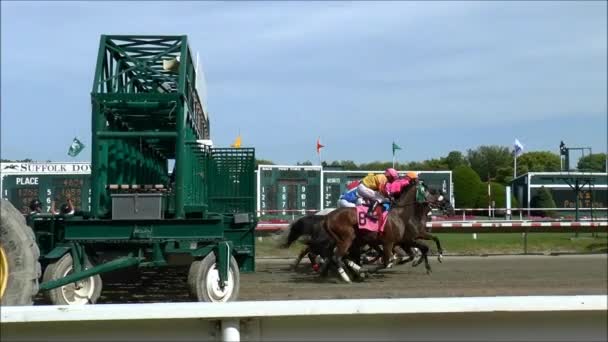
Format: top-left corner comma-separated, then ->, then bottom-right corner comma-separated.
323,179 -> 451,282
280,210 -> 417,272
395,193 -> 454,266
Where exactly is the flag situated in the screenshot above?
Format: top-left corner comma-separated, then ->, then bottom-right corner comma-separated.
316,138 -> 324,154
231,134 -> 242,148
513,139 -> 524,157
392,141 -> 402,156
67,137 -> 85,157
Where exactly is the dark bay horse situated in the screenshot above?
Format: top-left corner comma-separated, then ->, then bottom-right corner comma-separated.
323,180 -> 451,282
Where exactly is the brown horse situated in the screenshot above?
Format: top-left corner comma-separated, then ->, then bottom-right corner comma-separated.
323,179 -> 450,282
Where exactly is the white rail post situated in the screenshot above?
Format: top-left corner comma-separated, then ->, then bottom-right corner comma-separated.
221,319 -> 240,342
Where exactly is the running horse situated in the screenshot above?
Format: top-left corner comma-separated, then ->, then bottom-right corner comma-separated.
323,179 -> 452,282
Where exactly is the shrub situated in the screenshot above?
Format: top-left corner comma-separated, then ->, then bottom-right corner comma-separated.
453,165 -> 482,208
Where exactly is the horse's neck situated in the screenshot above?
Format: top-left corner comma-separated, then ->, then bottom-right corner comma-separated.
395,184 -> 420,222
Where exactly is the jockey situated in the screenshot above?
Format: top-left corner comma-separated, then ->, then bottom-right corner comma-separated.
338,188 -> 363,208
385,171 -> 418,200
357,168 -> 399,219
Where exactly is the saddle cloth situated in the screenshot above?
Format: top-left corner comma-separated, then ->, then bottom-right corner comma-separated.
355,205 -> 388,233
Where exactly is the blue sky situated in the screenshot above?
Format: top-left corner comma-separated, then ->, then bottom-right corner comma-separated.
1,1 -> 606,165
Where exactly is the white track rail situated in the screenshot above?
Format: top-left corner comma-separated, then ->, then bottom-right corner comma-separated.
2,296 -> 607,341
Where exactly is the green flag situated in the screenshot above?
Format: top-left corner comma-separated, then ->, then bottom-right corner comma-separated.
68,137 -> 85,157
392,141 -> 402,156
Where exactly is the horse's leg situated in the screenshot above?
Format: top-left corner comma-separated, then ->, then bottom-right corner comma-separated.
318,239 -> 336,278
381,240 -> 395,269
332,246 -> 351,283
291,246 -> 311,270
418,231 -> 444,263
344,235 -> 367,279
334,227 -> 359,283
396,242 -> 416,265
411,240 -> 431,274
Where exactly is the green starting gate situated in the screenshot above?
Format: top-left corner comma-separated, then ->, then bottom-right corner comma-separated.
24,35 -> 257,304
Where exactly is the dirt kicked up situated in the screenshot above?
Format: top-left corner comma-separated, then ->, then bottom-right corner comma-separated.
34,254 -> 607,304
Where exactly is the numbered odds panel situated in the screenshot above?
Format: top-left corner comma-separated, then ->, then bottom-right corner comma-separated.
257,165 -> 321,219
0,163 -> 92,214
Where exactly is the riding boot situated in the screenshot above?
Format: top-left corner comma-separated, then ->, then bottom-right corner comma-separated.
366,201 -> 378,220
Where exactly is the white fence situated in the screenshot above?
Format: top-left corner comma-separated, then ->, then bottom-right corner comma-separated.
2,296 -> 606,341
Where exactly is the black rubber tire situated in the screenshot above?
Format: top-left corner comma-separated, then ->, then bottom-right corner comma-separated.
0,199 -> 41,306
42,253 -> 102,305
188,253 -> 240,302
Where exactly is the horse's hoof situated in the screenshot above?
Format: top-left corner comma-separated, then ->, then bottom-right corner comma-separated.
338,268 -> 352,283
438,255 -> 443,263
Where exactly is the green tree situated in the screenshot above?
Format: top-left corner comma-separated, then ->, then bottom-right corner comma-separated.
255,159 -> 275,167
359,161 -> 393,171
452,165 -> 482,208
577,153 -> 607,172
443,151 -> 467,170
530,186 -> 557,217
296,160 -> 313,166
467,145 -> 513,183
516,151 -> 561,174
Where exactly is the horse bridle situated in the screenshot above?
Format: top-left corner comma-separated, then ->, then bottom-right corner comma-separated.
389,182 -> 445,210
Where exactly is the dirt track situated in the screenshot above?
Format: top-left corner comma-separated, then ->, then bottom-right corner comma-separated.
34,254 -> 607,304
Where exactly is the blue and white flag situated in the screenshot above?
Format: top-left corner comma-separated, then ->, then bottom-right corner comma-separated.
513,139 -> 524,157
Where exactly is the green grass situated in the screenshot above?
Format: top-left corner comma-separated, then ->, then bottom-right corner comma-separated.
254,232 -> 608,258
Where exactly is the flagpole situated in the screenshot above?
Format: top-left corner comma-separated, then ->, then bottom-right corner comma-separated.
514,154 -> 517,178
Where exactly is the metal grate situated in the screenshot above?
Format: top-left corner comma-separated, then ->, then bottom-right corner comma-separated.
207,148 -> 256,214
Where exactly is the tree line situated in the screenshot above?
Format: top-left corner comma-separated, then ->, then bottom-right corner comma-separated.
256,146 -> 606,209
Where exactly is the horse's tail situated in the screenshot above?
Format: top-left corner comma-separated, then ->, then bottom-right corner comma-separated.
279,216 -> 311,249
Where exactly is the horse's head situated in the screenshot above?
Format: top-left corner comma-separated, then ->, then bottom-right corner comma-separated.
419,182 -> 454,216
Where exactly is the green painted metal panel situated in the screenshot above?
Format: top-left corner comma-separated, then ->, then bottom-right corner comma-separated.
63,220 -> 226,240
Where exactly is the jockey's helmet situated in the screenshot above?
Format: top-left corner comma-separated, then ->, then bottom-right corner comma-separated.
406,171 -> 418,179
385,168 -> 398,181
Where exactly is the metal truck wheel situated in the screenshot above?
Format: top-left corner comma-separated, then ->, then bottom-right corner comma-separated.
42,253 -> 102,305
188,253 -> 240,302
0,199 -> 40,306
